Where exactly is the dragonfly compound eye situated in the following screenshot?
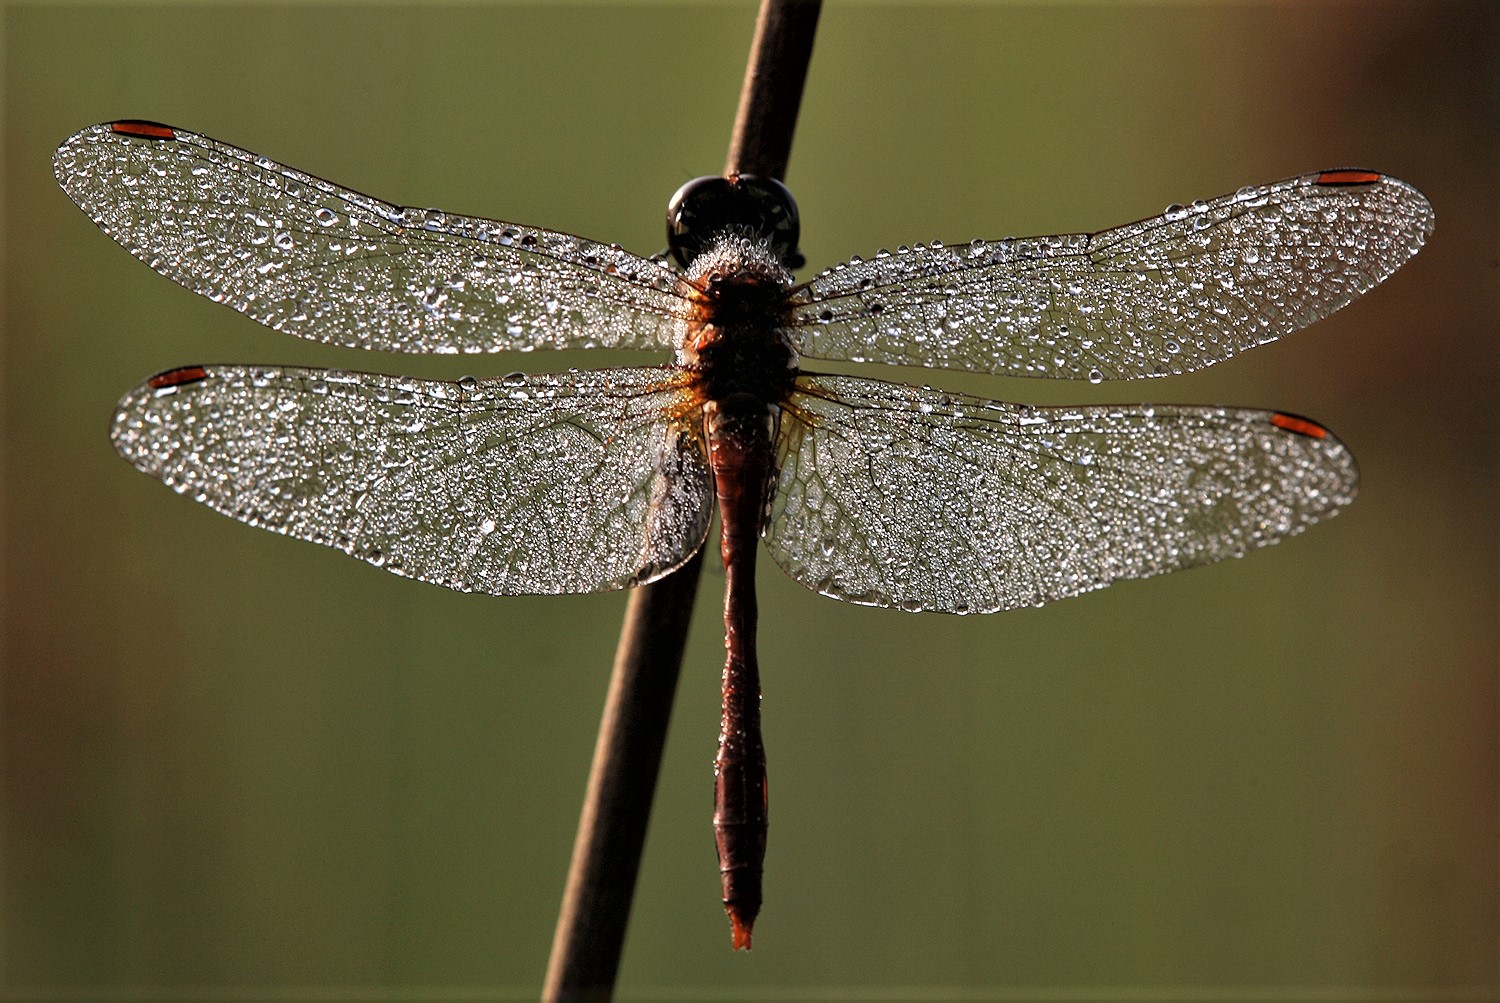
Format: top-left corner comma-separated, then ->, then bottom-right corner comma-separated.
666,174 -> 801,271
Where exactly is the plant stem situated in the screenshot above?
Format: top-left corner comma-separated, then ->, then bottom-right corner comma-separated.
543,2 -> 821,998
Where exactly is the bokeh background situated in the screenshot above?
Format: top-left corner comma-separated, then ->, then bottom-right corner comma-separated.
5,1 -> 1496,998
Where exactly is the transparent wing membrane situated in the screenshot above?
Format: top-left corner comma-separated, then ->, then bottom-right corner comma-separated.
766,374 -> 1358,613
111,365 -> 712,595
63,119 -> 1426,616
56,122 -> 690,354
790,171 -> 1432,380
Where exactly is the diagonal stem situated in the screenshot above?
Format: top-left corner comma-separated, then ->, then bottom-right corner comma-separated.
725,0 -> 822,179
542,1 -> 820,999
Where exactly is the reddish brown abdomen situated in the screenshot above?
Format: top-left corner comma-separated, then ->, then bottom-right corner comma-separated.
683,234 -> 797,950
708,401 -> 773,950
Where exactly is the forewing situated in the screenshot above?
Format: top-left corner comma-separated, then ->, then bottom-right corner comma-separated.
56,122 -> 690,354
111,365 -> 712,595
790,171 -> 1432,379
766,374 -> 1357,613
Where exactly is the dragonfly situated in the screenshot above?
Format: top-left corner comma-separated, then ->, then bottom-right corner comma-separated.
55,121 -> 1432,950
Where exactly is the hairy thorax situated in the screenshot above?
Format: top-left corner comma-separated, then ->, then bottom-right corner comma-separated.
678,234 -> 799,411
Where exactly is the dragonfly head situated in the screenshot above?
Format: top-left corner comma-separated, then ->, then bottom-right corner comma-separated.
667,174 -> 802,272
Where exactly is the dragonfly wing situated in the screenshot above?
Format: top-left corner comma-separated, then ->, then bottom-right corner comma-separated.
790,171 -> 1432,379
112,365 -> 712,594
765,374 -> 1357,613
56,122 -> 690,354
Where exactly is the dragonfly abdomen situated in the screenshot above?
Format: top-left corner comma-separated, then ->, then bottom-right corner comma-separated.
706,399 -> 776,950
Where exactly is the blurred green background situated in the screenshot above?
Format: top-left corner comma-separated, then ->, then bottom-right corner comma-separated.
5,1 -> 1496,998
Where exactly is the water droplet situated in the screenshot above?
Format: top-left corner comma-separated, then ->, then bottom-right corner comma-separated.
1087,368 -> 1104,384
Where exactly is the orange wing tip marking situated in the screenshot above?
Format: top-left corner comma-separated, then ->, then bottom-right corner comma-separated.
1270,413 -> 1328,439
110,121 -> 176,141
148,366 -> 209,390
728,912 -> 754,951
1315,169 -> 1383,187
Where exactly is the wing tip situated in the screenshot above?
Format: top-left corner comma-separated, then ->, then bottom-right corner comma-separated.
1311,167 -> 1435,243
57,120 -> 176,154
1267,410 -> 1360,504
111,365 -> 214,455
55,121 -> 181,196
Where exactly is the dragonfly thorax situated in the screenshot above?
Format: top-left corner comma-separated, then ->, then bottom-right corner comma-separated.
680,234 -> 798,407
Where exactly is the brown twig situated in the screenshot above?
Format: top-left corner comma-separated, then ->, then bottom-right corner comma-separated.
541,1 -> 821,999
724,0 -> 823,179
542,551 -> 704,1003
